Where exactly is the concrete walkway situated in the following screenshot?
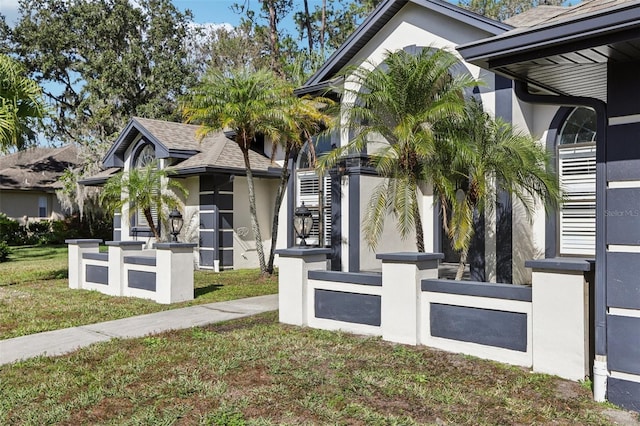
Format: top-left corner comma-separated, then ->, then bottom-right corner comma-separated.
0,294 -> 278,366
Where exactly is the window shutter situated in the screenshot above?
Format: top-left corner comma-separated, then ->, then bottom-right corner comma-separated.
558,145 -> 596,256
296,171 -> 332,247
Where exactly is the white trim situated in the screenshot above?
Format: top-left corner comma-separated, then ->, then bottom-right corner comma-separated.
608,180 -> 640,189
608,245 -> 640,253
610,370 -> 640,384
609,114 -> 640,126
199,191 -> 215,195
608,307 -> 640,318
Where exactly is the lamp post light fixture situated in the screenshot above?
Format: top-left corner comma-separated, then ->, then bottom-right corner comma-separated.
169,208 -> 184,242
294,202 -> 314,247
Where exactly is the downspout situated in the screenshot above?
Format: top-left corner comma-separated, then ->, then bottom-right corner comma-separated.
514,81 -> 608,401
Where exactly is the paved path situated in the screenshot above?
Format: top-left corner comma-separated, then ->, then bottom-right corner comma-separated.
0,294 -> 278,366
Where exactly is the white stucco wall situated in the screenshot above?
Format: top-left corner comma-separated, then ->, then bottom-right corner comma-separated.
334,3 -> 507,273
511,102 -> 562,283
232,176 -> 279,269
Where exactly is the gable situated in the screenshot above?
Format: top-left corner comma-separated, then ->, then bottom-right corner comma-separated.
103,117 -> 202,168
298,0 -> 510,94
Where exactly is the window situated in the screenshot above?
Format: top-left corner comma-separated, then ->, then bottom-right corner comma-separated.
295,138 -> 333,247
557,107 -> 596,256
38,196 -> 47,218
131,142 -> 158,233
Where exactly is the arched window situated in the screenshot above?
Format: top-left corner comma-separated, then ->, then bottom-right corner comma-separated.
134,143 -> 155,168
131,142 -> 158,235
557,107 -> 596,256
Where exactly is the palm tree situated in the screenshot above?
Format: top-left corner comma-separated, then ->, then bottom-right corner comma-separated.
0,54 -> 47,153
182,68 -> 294,275
100,162 -> 187,241
266,95 -> 334,274
433,100 -> 561,280
318,48 -> 476,251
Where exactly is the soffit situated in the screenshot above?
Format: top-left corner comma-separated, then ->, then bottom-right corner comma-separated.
458,0 -> 640,102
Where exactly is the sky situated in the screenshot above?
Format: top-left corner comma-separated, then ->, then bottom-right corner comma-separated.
0,0 -> 319,29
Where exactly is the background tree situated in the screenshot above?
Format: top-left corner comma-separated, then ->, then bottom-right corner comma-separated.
433,100 -> 561,279
458,0 -> 563,22
100,162 -> 188,241
0,54 -> 47,153
9,0 -> 194,147
182,68 -> 294,276
7,0 -> 194,220
318,48 -> 476,252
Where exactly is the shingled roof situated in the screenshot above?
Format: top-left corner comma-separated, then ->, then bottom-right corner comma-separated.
504,0 -> 636,28
94,117 -> 279,184
0,145 -> 81,191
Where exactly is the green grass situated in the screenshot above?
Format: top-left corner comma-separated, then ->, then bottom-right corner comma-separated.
0,245 -> 277,339
0,312 -> 628,425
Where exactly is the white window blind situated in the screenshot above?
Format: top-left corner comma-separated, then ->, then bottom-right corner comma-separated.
558,145 -> 596,256
296,170 -> 332,247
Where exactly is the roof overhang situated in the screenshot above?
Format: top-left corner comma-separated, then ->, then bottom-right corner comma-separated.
169,166 -> 281,179
458,1 -> 640,102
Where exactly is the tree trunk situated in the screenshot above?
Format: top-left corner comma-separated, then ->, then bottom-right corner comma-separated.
266,144 -> 292,274
320,0 -> 326,57
455,246 -> 468,281
303,0 -> 314,54
144,208 -> 161,240
265,0 -> 284,78
413,191 -> 425,252
241,147 -> 267,275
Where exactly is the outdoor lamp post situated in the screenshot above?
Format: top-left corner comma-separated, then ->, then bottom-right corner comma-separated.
294,202 -> 314,247
169,208 -> 184,242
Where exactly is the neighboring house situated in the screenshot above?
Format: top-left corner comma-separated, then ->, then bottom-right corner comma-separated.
289,0 -> 639,412
0,145 -> 80,223
82,117 -> 282,271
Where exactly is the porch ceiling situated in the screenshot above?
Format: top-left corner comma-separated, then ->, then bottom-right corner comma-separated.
458,1 -> 640,102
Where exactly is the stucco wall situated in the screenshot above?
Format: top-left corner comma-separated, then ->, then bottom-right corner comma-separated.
0,190 -> 62,221
232,176 -> 279,269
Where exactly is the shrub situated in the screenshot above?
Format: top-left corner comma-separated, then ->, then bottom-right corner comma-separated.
0,240 -> 11,262
0,214 -> 27,246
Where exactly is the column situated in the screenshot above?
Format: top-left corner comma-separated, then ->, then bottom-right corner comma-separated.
276,248 -> 330,326
106,241 -> 145,296
526,258 -> 593,381
378,252 -> 442,345
155,243 -> 197,304
65,239 -> 102,289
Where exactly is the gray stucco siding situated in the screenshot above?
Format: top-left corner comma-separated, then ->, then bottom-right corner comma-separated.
314,289 -> 381,326
430,303 -> 528,352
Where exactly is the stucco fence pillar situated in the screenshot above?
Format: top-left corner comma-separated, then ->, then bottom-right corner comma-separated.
275,248 -> 331,326
377,252 -> 443,345
106,240 -> 145,296
154,243 -> 198,304
525,258 -> 594,381
66,239 -> 102,289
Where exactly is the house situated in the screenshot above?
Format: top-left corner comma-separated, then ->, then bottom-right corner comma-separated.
82,117 -> 283,271
458,0 -> 640,411
279,0 -> 640,412
293,0 -> 585,285
0,145 -> 81,223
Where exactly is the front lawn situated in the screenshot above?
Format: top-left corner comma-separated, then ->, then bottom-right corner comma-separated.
0,312 -> 632,425
0,245 -> 277,339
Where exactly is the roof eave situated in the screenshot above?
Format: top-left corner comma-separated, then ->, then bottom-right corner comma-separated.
170,166 -> 281,179
458,2 -> 640,69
